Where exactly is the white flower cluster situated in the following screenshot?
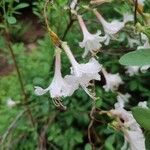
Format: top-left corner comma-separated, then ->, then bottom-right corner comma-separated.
35,43 -> 102,99
110,93 -> 147,150
33,0 -> 149,149
77,8 -> 133,57
35,0 -> 135,98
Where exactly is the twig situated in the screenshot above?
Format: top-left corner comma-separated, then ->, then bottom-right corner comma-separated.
6,38 -> 35,128
88,106 -> 95,148
62,18 -> 75,40
38,112 -> 58,150
134,0 -> 138,25
44,0 -> 61,46
88,80 -> 97,149
62,0 -> 79,40
2,0 -> 35,128
0,110 -> 26,145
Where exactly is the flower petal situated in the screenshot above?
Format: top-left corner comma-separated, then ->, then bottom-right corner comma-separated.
34,86 -> 48,96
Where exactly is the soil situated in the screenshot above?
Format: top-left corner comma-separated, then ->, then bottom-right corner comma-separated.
0,56 -> 14,76
0,7 -> 45,76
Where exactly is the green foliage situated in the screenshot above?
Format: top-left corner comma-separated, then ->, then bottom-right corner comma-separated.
132,107 -> 150,130
0,0 -> 150,149
7,16 -> 17,24
119,49 -> 150,66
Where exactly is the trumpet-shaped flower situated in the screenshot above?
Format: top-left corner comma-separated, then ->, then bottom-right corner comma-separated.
61,42 -> 102,98
102,68 -> 123,92
77,15 -> 106,57
93,9 -> 133,45
35,47 -> 78,98
123,129 -> 146,150
110,97 -> 146,150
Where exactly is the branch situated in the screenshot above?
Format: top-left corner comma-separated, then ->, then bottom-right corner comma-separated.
38,112 -> 58,150
0,110 -> 26,145
6,35 -> 35,128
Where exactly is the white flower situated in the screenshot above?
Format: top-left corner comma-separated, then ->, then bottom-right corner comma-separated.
140,65 -> 150,72
124,129 -> 146,150
61,42 -> 102,98
110,99 -> 146,150
125,65 -> 150,76
138,101 -> 148,108
125,66 -> 140,76
137,33 -> 150,50
35,47 -> 78,98
70,0 -> 78,10
102,68 -> 123,92
93,9 -> 133,45
77,15 -> 106,57
7,98 -> 16,108
115,93 -> 131,109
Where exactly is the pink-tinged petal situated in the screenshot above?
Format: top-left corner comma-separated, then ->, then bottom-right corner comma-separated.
77,15 -> 106,57
34,86 -> 49,96
93,9 -> 133,45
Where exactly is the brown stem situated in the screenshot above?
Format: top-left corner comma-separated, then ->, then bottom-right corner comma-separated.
38,112 -> 58,150
62,19 -> 75,40
88,106 -> 95,148
134,0 -> 138,25
5,32 -> 35,128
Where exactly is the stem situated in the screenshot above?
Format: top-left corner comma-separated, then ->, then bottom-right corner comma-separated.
134,0 -> 138,25
0,110 -> 25,146
62,19 -> 75,40
2,0 -> 35,128
38,112 -> 57,149
88,106 -> 95,149
7,38 -> 35,128
44,0 -> 61,46
88,80 -> 97,149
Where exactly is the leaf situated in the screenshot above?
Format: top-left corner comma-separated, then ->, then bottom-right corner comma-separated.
7,16 -> 17,24
84,143 -> 92,150
132,107 -> 150,130
119,49 -> 150,66
14,3 -> 29,10
104,134 -> 116,150
0,24 -> 5,29
145,130 -> 150,150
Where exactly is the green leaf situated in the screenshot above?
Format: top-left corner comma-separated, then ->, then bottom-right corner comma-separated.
132,107 -> 150,130
84,143 -> 92,150
7,16 -> 17,24
14,3 -> 29,10
0,24 -> 5,29
119,49 -> 150,66
104,134 -> 116,150
145,131 -> 150,150
95,98 -> 102,107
